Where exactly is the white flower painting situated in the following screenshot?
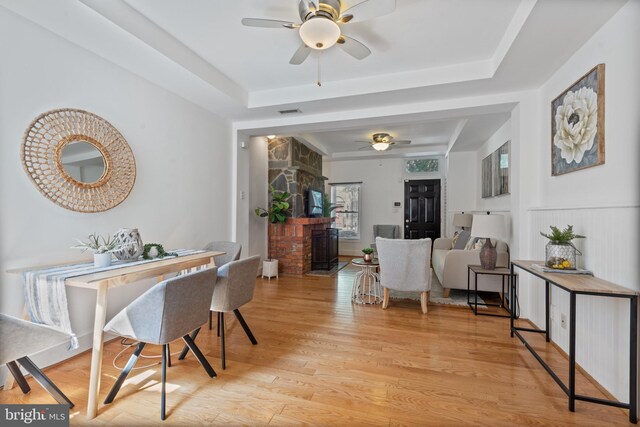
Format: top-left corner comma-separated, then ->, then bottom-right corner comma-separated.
551,64 -> 605,175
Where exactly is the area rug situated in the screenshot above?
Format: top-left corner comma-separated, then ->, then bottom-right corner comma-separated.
306,261 -> 348,277
389,272 -> 491,307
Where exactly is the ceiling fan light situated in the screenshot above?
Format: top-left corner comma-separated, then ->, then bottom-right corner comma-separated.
373,142 -> 390,151
299,17 -> 340,50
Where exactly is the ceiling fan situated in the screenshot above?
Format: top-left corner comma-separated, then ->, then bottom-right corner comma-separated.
241,0 -> 396,67
356,132 -> 411,151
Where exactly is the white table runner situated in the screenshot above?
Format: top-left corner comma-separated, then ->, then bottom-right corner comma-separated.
22,249 -> 202,350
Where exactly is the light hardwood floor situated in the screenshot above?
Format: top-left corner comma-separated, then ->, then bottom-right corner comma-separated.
1,261 -> 632,425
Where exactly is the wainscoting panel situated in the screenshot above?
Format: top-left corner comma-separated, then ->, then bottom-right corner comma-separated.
525,205 -> 639,402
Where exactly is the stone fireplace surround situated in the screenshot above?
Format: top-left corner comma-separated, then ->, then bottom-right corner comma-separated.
267,137 -> 332,275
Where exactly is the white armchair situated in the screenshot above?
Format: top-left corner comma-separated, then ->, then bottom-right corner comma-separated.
376,237 -> 432,314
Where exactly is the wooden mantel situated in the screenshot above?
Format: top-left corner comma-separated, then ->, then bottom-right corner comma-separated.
270,217 -> 334,275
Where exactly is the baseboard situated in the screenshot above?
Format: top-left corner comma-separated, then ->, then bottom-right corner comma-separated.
519,318 -> 623,410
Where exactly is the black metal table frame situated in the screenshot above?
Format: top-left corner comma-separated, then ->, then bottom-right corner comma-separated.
467,265 -> 513,318
510,262 -> 638,423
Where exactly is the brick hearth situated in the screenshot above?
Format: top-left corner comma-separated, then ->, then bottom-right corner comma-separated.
269,217 -> 334,275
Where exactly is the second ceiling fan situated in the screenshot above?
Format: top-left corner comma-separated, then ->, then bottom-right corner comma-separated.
242,0 -> 396,66
356,133 -> 411,151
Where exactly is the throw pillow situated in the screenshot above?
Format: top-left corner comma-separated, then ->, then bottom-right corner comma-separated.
453,230 -> 471,250
451,231 -> 460,248
464,237 -> 478,250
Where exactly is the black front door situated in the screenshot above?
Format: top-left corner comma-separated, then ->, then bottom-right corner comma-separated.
404,179 -> 441,240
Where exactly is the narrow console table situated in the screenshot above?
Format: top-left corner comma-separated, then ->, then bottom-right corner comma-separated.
510,260 -> 638,423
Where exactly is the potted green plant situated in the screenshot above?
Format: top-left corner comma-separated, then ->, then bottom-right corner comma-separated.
362,247 -> 374,262
540,225 -> 585,270
322,193 -> 340,218
255,185 -> 291,278
72,233 -> 126,268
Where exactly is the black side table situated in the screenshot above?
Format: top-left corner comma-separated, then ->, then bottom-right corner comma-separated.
467,265 -> 514,318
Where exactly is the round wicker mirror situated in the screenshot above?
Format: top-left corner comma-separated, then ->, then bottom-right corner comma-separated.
21,109 -> 136,213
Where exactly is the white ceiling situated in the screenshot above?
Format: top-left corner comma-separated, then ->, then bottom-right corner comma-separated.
1,0 -> 628,158
124,0 -> 521,91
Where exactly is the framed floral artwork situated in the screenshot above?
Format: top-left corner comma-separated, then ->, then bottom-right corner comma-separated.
551,64 -> 605,176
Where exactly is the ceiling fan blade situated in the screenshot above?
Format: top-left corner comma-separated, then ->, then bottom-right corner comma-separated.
392,140 -> 412,144
358,145 -> 373,150
340,0 -> 396,23
290,44 -> 312,65
337,35 -> 371,60
241,18 -> 298,29
354,140 -> 373,143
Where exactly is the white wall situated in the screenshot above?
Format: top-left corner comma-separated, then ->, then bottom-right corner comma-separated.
475,119 -> 512,213
445,151 -> 477,235
521,0 -> 640,402
0,8 -> 232,374
248,136 -> 268,262
323,156 -> 445,256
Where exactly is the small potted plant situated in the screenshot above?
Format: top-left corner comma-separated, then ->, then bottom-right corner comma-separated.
540,225 -> 585,270
72,233 -> 125,268
255,185 -> 291,278
362,247 -> 374,262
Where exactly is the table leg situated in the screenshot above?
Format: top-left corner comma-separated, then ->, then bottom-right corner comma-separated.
545,281 -> 551,342
568,292 -> 576,412
510,264 -> 515,337
87,283 -> 108,419
630,295 -> 638,423
352,269 -> 363,301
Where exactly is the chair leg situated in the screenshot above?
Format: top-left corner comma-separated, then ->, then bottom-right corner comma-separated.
104,342 -> 146,404
443,288 -> 451,298
209,311 -> 213,330
220,312 -> 226,370
6,361 -> 30,394
161,344 -> 167,420
17,357 -> 74,408
382,288 -> 389,309
178,327 -> 200,360
233,309 -> 258,345
217,312 -> 221,337
421,291 -> 429,314
182,334 -> 216,378
166,343 -> 171,368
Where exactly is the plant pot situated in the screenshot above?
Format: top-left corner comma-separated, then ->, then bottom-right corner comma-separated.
94,252 -> 112,268
262,259 -> 279,279
363,254 -> 373,262
545,242 -> 578,270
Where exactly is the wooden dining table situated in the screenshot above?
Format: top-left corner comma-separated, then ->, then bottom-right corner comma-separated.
7,250 -> 223,419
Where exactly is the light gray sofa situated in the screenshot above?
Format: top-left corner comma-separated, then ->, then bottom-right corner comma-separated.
432,237 -> 509,297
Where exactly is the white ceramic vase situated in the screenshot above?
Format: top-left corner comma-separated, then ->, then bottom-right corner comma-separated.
113,228 -> 144,261
94,252 -> 112,268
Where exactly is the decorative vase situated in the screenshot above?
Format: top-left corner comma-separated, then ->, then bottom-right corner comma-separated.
363,254 -> 373,262
479,239 -> 497,270
113,228 -> 144,261
94,252 -> 112,268
545,242 -> 578,270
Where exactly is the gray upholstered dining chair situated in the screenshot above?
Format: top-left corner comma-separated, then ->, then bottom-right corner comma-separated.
102,268 -> 218,420
180,255 -> 261,370
203,241 -> 242,329
376,237 -> 432,314
0,314 -> 74,407
203,241 -> 242,269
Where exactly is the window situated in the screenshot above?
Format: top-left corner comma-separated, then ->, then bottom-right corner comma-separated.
330,182 -> 361,240
405,158 -> 439,173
